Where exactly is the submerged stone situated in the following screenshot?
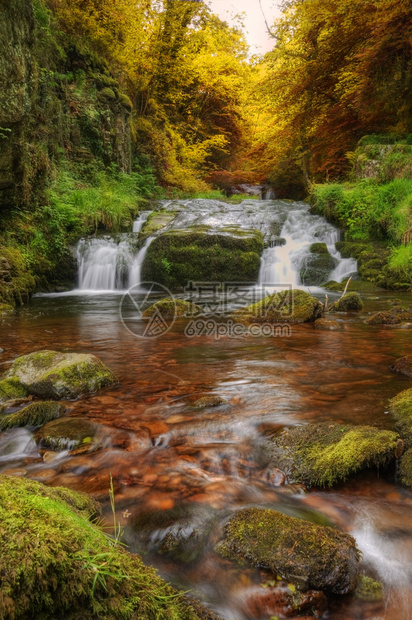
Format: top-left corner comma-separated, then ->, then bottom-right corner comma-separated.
142,227 -> 264,289
143,298 -> 201,319
233,289 -> 322,324
270,422 -> 400,488
314,318 -> 341,331
333,293 -> 363,312
0,377 -> 27,404
390,356 -> 412,378
0,475 -> 217,619
3,350 -> 116,399
192,395 -> 228,408
35,417 -> 99,451
216,507 -> 360,594
0,401 -> 64,430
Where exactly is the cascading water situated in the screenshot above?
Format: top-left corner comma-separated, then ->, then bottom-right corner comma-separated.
75,199 -> 357,293
76,211 -> 154,291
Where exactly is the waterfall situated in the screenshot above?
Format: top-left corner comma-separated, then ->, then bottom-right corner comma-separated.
258,207 -> 357,287
128,236 -> 155,288
133,210 -> 151,233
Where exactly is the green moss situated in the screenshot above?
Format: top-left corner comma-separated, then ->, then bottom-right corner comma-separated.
0,303 -> 14,314
0,400 -> 64,430
389,388 -> 412,445
271,422 -> 400,487
354,575 -> 383,602
310,242 -> 329,254
0,377 -> 27,404
99,87 -> 116,100
4,350 -> 116,399
215,507 -> 360,594
0,475 -> 214,619
333,292 -> 363,311
234,289 -> 322,324
143,298 -> 200,319
322,279 -> 381,293
119,93 -> 133,111
300,252 -> 336,286
142,228 -> 264,289
365,312 -> 405,325
140,211 -> 178,237
398,447 -> 412,488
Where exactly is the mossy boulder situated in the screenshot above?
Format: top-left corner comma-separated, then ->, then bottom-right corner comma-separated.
216,507 -> 360,594
143,298 -> 200,319
333,293 -> 363,311
35,417 -> 99,451
140,210 -> 178,237
365,311 -> 404,325
0,475 -> 217,619
0,401 -> 64,430
0,377 -> 27,404
398,447 -> 412,488
270,422 -> 400,487
314,318 -> 341,331
300,251 -> 337,286
233,289 -> 323,324
142,228 -> 264,289
389,388 -> 412,444
0,303 -> 14,315
390,355 -> 412,378
3,350 -> 116,399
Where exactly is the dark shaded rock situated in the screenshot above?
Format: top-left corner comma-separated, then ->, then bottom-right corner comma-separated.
216,507 -> 360,594
333,293 -> 363,311
390,356 -> 412,378
314,318 -> 341,331
34,417 -> 99,451
3,350 -> 116,399
270,422 -> 400,487
234,289 -> 322,324
300,252 -> 337,286
0,401 -> 64,430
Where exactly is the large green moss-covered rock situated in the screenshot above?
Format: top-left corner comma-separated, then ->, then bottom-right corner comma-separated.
216,507 -> 360,594
233,289 -> 322,324
0,475 -> 218,619
389,388 -> 412,444
142,228 -> 264,289
3,350 -> 116,399
0,400 -> 64,430
270,422 -> 400,487
0,377 -> 27,404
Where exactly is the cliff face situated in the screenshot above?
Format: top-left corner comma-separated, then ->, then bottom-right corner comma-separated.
0,0 -> 133,212
0,0 -> 34,209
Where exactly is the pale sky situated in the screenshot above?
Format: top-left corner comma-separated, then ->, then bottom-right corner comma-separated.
207,0 -> 282,54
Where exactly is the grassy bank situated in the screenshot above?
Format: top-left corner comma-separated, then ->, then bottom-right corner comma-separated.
310,138 -> 412,290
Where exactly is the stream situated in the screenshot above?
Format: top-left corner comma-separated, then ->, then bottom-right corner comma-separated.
1,198 -> 412,619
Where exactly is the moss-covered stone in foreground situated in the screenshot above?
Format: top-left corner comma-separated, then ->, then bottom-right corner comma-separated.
216,507 -> 360,594
0,400 -> 64,430
233,289 -> 322,324
35,417 -> 99,451
3,350 -> 116,399
354,575 -> 383,602
0,377 -> 27,404
142,228 -> 264,289
271,422 -> 400,487
143,298 -> 201,319
0,475 -> 219,620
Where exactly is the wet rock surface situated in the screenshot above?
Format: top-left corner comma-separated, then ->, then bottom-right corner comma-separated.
390,355 -> 412,378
